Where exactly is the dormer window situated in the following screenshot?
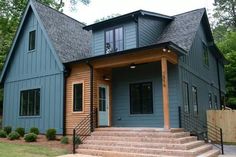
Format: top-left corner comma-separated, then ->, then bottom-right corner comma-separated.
29,30 -> 36,51
105,27 -> 123,54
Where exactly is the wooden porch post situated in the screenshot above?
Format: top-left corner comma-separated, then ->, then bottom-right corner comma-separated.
161,57 -> 170,130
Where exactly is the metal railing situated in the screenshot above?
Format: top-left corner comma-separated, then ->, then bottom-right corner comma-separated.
178,106 -> 224,154
73,107 -> 98,154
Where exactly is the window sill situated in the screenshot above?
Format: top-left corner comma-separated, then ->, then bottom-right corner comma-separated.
18,116 -> 41,119
28,49 -> 36,53
129,113 -> 154,117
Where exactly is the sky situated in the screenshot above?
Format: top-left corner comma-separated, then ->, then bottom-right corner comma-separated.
63,0 -> 215,25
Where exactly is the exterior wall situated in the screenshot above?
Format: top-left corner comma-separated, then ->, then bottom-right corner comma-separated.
3,10 -> 64,134
138,17 -> 167,47
92,21 -> 137,56
179,21 -> 225,121
111,62 -> 179,128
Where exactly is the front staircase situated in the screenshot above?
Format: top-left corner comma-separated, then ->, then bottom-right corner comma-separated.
75,127 -> 220,157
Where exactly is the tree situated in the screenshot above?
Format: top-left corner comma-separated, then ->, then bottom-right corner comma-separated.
94,14 -> 120,23
213,0 -> 236,28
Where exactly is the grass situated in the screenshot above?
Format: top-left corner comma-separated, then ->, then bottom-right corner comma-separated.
0,142 -> 68,157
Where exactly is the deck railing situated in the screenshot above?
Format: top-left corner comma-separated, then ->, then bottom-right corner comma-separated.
72,107 -> 98,154
178,106 -> 224,154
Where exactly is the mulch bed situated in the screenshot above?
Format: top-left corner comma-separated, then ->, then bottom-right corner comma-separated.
0,135 -> 73,153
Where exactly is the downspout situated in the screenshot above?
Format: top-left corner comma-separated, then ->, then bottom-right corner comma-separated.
86,61 -> 94,132
63,67 -> 71,136
216,59 -> 223,110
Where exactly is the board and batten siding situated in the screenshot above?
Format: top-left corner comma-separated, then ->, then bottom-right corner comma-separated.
138,17 -> 167,47
92,22 -> 137,56
111,62 -> 179,128
179,21 -> 225,121
3,10 -> 64,134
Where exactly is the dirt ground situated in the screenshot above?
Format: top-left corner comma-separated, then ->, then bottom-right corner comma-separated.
0,135 -> 73,153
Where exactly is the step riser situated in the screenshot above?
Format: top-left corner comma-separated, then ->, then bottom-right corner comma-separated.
95,128 -> 184,133
84,140 -> 204,150
86,136 -> 197,144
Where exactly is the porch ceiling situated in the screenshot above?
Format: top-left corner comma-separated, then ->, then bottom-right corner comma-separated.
91,48 -> 178,69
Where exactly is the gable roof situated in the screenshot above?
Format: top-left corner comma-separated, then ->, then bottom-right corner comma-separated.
156,8 -> 205,52
32,0 -> 92,63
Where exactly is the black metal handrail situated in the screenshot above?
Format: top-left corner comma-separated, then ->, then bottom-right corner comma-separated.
73,107 -> 98,154
178,106 -> 224,154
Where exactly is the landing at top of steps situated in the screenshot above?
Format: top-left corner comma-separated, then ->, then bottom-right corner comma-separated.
95,127 -> 184,132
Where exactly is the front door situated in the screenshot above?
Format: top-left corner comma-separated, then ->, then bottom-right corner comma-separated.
99,85 -> 109,126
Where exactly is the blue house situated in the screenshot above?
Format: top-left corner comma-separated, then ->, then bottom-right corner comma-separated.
0,0 -> 226,156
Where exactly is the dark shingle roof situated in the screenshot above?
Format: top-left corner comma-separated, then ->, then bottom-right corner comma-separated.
157,8 -> 205,52
32,0 -> 92,63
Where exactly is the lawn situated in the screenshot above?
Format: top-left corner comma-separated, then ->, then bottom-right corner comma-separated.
0,142 -> 68,157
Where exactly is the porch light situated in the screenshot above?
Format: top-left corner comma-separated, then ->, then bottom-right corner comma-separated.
167,49 -> 171,53
103,76 -> 110,81
162,48 -> 167,52
130,63 -> 136,69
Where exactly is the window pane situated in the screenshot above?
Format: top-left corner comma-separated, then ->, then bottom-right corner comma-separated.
105,30 -> 113,54
214,95 -> 218,109
73,84 -> 83,112
20,89 -> 40,116
29,30 -> 36,51
130,82 -> 153,114
115,27 -> 123,52
192,86 -> 198,115
99,87 -> 106,112
183,82 -> 189,113
209,93 -> 212,109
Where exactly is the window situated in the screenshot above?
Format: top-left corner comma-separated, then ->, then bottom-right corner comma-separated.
214,95 -> 218,109
192,86 -> 198,115
73,83 -> 83,112
20,89 -> 40,116
29,30 -> 36,51
105,27 -> 123,53
99,87 -> 106,111
130,82 -> 153,114
203,43 -> 209,66
209,93 -> 212,109
183,82 -> 189,113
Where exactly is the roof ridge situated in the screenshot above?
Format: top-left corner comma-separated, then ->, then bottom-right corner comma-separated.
33,0 -> 87,26
174,8 -> 205,17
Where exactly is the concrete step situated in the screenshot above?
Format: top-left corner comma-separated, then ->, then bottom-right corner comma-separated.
197,149 -> 220,157
78,144 -> 201,157
92,130 -> 190,138
83,139 -> 205,150
77,149 -> 177,157
190,144 -> 213,156
86,135 -> 197,144
95,127 -> 184,133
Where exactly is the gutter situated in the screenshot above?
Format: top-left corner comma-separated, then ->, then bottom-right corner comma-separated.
86,61 -> 94,132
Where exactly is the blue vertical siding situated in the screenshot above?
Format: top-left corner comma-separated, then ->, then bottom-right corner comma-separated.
92,22 -> 137,56
112,62 -> 179,128
3,10 -> 64,134
138,17 -> 167,47
179,20 -> 224,121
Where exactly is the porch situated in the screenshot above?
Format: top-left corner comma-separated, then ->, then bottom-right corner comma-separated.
65,43 -> 181,135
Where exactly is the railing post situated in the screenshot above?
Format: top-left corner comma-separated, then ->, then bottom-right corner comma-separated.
220,128 -> 224,154
178,106 -> 182,128
73,129 -> 76,154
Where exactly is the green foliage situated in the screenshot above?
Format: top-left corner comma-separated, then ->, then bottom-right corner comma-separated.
30,127 -> 39,135
4,126 -> 12,134
213,0 -> 236,28
46,128 -> 56,140
74,136 -> 82,144
60,136 -> 69,144
216,31 -> 236,109
15,127 -> 25,137
0,129 -> 7,138
24,133 -> 37,142
8,131 -> 20,140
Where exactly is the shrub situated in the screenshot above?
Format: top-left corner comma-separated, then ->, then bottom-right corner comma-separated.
74,136 -> 82,144
0,130 -> 7,138
30,127 -> 39,135
8,131 -> 20,140
60,136 -> 69,144
24,133 -> 37,142
4,126 -> 12,135
46,128 -> 56,140
15,127 -> 25,137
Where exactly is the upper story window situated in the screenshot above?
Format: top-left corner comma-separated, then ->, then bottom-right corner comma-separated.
105,27 -> 123,54
29,30 -> 36,51
20,89 -> 40,116
203,43 -> 209,66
